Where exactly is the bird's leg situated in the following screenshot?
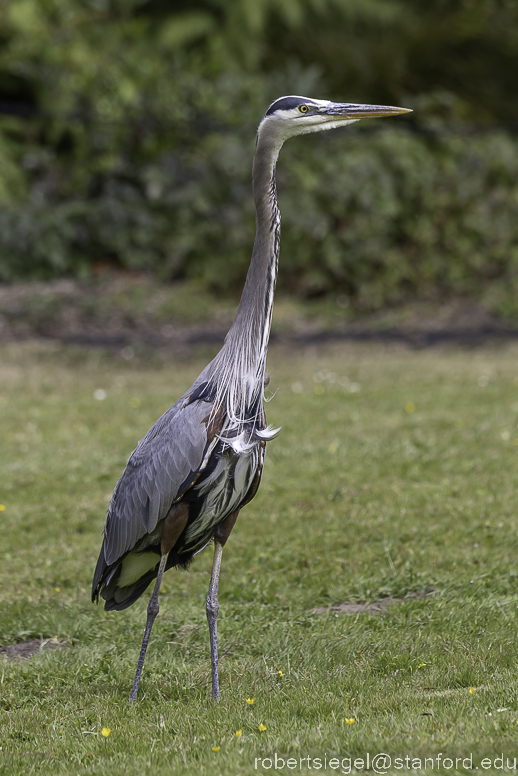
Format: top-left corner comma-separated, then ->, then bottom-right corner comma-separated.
130,552 -> 169,703
130,503 -> 189,703
206,541 -> 223,701
206,509 -> 239,701
129,503 -> 189,703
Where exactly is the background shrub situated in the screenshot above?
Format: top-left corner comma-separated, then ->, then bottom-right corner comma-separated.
0,0 -> 517,310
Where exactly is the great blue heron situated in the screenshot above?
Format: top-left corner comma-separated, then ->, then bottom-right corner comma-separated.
92,95 -> 411,702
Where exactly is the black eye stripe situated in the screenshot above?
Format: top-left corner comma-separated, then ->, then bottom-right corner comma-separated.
265,97 -> 317,116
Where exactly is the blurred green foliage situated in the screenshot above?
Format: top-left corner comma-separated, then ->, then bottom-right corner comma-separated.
0,0 -> 518,308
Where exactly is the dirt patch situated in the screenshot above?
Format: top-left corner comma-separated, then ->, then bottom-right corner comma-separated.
1,276 -> 518,354
310,588 -> 434,615
0,638 -> 65,660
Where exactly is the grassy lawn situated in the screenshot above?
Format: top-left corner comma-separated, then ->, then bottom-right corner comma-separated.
1,339 -> 518,775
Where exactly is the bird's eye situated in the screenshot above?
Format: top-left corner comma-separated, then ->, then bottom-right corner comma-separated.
299,105 -> 309,113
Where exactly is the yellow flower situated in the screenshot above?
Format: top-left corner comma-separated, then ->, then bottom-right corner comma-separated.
235,729 -> 242,738
0,504 -> 5,511
54,587 -> 60,593
101,727 -> 111,738
258,724 -> 267,732
405,402 -> 416,414
470,687 -> 475,695
211,746 -> 221,752
246,698 -> 255,705
278,670 -> 283,677
418,663 -> 425,668
343,718 -> 356,725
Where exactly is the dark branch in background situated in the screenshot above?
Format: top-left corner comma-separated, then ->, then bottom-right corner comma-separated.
0,100 -> 39,119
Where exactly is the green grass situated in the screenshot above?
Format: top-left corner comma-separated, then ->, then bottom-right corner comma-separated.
2,340 -> 518,775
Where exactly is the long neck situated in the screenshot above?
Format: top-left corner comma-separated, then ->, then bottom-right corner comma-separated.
208,129 -> 282,423
230,133 -> 281,367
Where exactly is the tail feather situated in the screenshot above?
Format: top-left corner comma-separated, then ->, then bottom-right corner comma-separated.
92,544 -> 197,611
103,570 -> 158,611
91,542 -> 108,603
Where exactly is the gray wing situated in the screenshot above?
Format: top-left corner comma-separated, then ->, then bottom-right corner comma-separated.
102,396 -> 219,566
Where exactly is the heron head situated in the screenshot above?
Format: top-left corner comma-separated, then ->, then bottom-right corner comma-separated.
258,95 -> 412,146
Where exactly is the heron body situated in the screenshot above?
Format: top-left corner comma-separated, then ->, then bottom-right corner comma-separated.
92,95 -> 411,701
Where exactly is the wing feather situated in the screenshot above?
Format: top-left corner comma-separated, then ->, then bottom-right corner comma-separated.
102,399 -> 220,566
